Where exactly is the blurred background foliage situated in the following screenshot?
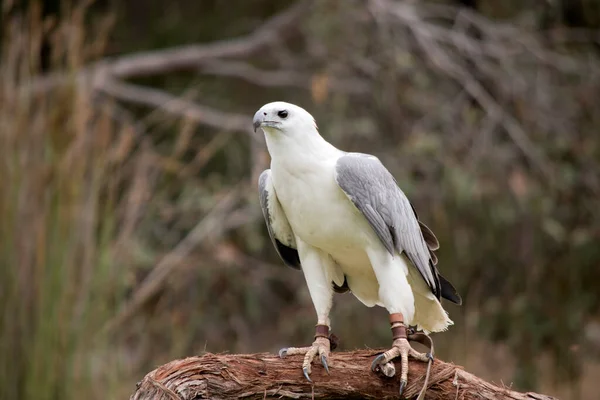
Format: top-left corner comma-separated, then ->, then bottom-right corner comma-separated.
0,0 -> 599,399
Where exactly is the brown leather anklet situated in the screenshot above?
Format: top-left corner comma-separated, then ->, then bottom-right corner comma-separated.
314,324 -> 330,339
391,323 -> 407,340
389,313 -> 407,340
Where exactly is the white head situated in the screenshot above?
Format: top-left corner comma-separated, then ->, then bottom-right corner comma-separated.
253,101 -> 337,160
253,101 -> 318,137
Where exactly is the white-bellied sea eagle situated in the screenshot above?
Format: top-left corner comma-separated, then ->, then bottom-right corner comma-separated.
254,101 -> 461,396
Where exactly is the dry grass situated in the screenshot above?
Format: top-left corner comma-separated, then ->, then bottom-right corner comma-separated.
0,4 -> 142,399
0,4 -> 255,398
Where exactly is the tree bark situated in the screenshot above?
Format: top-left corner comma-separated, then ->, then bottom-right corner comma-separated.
130,350 -> 557,400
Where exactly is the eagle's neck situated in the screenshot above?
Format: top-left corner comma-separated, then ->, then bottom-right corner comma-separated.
264,127 -> 340,169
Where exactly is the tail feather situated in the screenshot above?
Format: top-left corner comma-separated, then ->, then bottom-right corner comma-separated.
412,291 -> 453,333
439,273 -> 462,305
406,263 -> 453,333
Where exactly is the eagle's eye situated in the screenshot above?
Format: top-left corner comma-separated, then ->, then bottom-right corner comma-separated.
277,110 -> 288,119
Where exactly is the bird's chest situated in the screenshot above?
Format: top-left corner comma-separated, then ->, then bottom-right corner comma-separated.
272,164 -> 361,250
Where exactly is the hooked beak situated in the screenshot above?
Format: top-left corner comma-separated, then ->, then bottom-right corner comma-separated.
253,110 -> 264,133
253,110 -> 280,133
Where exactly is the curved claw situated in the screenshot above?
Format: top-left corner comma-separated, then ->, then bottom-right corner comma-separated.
302,367 -> 312,382
371,353 -> 386,372
426,352 -> 434,362
278,348 -> 288,358
320,354 -> 330,374
399,379 -> 407,397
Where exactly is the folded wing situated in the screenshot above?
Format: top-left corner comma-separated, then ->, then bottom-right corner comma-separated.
334,153 -> 461,304
258,169 -> 301,269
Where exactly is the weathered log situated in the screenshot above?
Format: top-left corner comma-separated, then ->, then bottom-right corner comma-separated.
130,350 -> 557,399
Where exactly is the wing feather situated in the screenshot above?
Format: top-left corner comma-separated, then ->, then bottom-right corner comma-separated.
335,153 -> 460,304
258,170 -> 301,269
419,221 -> 439,251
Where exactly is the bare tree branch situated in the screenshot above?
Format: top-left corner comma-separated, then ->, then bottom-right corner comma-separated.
369,0 -> 555,181
199,60 -> 370,94
109,1 -> 309,79
100,78 -> 252,134
27,1 -> 309,93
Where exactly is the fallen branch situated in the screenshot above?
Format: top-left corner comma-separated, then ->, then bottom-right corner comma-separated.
130,350 -> 557,400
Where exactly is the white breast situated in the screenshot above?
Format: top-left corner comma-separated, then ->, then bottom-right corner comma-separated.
272,157 -> 372,254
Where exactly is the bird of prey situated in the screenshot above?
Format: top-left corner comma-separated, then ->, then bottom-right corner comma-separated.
254,101 -> 461,395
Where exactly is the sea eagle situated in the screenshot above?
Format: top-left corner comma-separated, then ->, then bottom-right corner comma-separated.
254,101 -> 461,395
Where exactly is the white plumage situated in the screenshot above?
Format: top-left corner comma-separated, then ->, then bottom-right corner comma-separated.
256,101 -> 456,334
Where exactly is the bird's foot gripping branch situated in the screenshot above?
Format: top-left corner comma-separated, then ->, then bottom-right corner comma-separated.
130,350 -> 559,400
278,324 -> 339,382
371,313 -> 435,399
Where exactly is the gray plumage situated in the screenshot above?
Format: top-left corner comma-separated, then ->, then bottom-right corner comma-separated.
335,153 -> 461,304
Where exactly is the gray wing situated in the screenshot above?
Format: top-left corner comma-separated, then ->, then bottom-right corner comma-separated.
258,170 -> 301,269
335,153 -> 461,304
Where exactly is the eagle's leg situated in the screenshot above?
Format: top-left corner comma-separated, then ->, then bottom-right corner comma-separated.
371,313 -> 433,396
278,241 -> 335,381
279,325 -> 333,381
